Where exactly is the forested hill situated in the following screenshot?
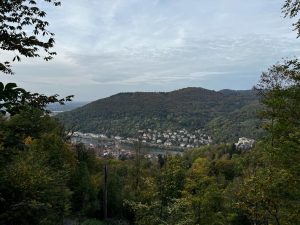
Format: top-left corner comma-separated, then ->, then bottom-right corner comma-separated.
56,87 -> 265,143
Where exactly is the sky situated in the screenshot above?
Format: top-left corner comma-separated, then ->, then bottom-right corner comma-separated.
2,0 -> 300,101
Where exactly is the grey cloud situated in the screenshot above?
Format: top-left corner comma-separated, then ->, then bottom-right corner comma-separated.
3,0 -> 299,101
57,34 -> 299,87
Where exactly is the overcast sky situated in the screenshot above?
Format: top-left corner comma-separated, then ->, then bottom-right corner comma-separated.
2,0 -> 300,101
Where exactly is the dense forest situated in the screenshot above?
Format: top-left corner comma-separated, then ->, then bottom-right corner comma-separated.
57,88 -> 264,143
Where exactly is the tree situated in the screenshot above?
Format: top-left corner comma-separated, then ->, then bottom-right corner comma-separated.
0,0 -> 61,75
234,143 -> 300,225
0,82 -> 73,115
282,0 -> 300,37
125,155 -> 186,224
156,155 -> 185,220
0,0 -> 73,115
183,157 -> 228,225
0,109 -> 75,225
0,108 -> 64,151
238,61 -> 300,225
255,61 -> 300,167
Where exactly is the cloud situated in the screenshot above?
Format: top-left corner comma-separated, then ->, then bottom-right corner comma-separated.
2,0 -> 300,100
54,34 -> 299,85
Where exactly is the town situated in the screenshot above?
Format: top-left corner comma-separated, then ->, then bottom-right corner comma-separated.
70,128 -> 213,158
138,128 -> 213,148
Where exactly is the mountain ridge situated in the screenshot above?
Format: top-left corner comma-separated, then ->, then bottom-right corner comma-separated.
56,87 -> 264,143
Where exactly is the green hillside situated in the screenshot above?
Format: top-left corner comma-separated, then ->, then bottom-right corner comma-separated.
56,87 -> 265,143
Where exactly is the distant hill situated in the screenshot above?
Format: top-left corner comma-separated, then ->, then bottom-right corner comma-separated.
47,101 -> 89,113
56,87 -> 265,143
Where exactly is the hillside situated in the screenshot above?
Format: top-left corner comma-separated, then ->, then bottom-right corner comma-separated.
56,87 -> 265,143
